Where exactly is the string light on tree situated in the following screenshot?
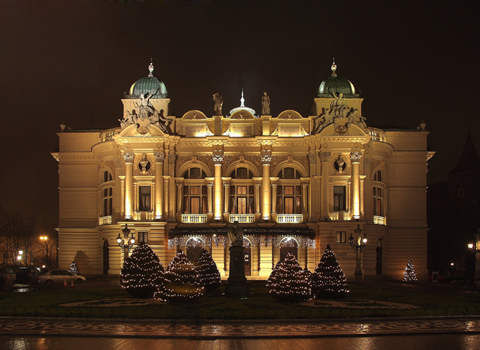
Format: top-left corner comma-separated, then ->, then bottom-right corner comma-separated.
402,259 -> 418,282
69,261 -> 78,275
120,242 -> 165,298
154,251 -> 205,302
196,250 -> 221,291
266,253 -> 312,301
312,245 -> 349,299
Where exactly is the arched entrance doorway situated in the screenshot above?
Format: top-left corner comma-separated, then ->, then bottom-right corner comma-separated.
186,237 -> 205,263
102,239 -> 109,275
280,237 -> 298,261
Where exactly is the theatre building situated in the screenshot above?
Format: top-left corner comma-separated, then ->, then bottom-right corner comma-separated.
52,62 -> 432,280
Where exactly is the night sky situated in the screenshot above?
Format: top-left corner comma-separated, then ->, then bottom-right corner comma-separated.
1,1 -> 479,227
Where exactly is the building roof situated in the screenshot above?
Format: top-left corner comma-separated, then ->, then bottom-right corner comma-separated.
317,60 -> 358,98
449,132 -> 480,175
126,62 -> 168,99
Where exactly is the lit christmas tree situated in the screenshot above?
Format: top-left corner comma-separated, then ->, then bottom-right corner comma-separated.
69,261 -> 78,275
120,243 -> 164,298
154,251 -> 204,302
266,253 -> 312,301
402,259 -> 418,282
313,245 -> 349,299
196,250 -> 221,291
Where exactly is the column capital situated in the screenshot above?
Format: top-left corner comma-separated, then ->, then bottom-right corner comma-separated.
350,150 -> 363,163
123,151 -> 134,163
319,151 -> 331,163
154,151 -> 165,162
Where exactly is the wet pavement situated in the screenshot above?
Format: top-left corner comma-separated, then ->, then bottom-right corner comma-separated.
1,316 -> 480,339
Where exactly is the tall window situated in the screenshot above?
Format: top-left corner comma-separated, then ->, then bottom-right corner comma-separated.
101,171 -> 113,217
139,186 -> 151,211
182,168 -> 208,214
373,171 -> 384,216
183,185 -> 208,214
333,186 -> 346,211
230,167 -> 255,214
276,167 -> 302,214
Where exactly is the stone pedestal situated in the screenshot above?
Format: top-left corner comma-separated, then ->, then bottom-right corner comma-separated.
225,245 -> 250,297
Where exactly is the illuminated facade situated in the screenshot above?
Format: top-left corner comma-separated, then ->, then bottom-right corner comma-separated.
53,62 -> 433,280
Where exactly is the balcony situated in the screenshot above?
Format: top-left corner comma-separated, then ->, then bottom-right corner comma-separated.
98,216 -> 112,225
276,214 -> 303,224
181,214 -> 208,223
229,214 -> 255,223
373,215 -> 386,225
133,212 -> 155,221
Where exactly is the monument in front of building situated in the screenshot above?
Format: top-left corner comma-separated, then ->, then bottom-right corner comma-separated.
225,221 -> 250,297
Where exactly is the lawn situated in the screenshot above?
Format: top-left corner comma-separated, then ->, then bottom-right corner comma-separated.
0,282 -> 479,320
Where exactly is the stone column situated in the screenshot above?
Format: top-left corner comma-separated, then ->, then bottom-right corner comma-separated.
350,149 -> 362,220
224,182 -> 230,214
213,147 -> 224,221
308,153 -> 317,221
176,182 -> 183,215
154,150 -> 165,220
319,151 -> 331,220
271,179 -> 278,214
254,181 -> 261,215
123,150 -> 134,220
207,181 -> 213,214
261,146 -> 272,221
163,176 -> 170,220
302,181 -> 308,215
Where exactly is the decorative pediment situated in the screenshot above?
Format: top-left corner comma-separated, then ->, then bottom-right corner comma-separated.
182,110 -> 208,120
177,110 -> 213,137
318,123 -> 367,137
271,110 -> 309,137
278,110 -> 302,119
116,123 -> 166,138
230,111 -> 255,119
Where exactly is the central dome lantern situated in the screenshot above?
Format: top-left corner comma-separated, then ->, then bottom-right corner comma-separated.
317,60 -> 358,98
126,62 -> 168,99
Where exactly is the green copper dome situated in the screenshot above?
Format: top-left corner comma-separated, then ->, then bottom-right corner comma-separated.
317,61 -> 358,98
127,62 -> 168,99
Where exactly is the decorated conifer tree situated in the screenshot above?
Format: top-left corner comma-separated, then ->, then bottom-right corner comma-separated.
69,261 -> 78,275
196,250 -> 221,291
154,251 -> 204,302
266,253 -> 312,301
402,259 -> 418,282
120,243 -> 164,298
313,245 -> 349,299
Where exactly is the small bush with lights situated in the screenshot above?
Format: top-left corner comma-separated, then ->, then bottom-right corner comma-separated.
312,245 -> 349,299
266,253 -> 312,301
402,259 -> 418,282
120,243 -> 165,298
196,250 -> 221,291
154,251 -> 205,302
69,261 -> 78,275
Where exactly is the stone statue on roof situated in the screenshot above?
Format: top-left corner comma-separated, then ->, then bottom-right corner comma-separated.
261,92 -> 271,115
213,92 -> 223,116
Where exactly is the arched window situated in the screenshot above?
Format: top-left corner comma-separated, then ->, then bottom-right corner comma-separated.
182,168 -> 207,214
101,171 -> 113,217
186,237 -> 205,263
229,167 -> 254,214
276,167 -> 302,214
373,171 -> 385,218
280,237 -> 298,261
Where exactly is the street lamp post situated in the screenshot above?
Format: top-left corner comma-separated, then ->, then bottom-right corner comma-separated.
467,229 -> 480,289
349,224 -> 367,281
39,235 -> 49,268
17,250 -> 23,266
116,225 -> 135,263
